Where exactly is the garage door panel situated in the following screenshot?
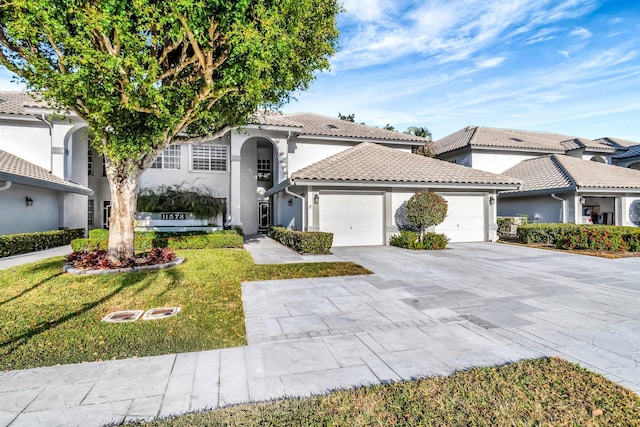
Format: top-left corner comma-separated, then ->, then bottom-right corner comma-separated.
320,193 -> 384,246
434,194 -> 486,242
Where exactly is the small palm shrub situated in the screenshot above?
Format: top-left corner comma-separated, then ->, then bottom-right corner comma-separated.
137,184 -> 225,219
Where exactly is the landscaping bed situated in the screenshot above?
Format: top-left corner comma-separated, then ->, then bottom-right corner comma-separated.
0,249 -> 370,370
125,357 -> 640,426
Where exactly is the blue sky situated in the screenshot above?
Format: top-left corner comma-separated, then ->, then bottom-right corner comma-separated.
1,1 -> 639,141
282,0 -> 640,141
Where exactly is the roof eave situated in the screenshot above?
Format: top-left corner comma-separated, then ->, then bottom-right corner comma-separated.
295,134 -> 425,146
0,172 -> 94,195
290,178 -> 520,190
498,186 -> 575,198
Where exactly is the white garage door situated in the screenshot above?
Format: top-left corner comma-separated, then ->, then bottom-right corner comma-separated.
434,194 -> 486,242
319,192 -> 384,246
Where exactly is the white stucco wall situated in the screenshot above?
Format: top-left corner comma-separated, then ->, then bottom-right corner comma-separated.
0,183 -> 61,235
138,143 -> 231,199
471,151 -> 542,174
287,140 -> 354,174
0,121 -> 53,171
620,195 -> 640,226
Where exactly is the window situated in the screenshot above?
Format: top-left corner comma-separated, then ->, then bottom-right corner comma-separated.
151,145 -> 181,169
88,149 -> 93,176
191,144 -> 228,172
87,199 -> 94,226
257,159 -> 271,181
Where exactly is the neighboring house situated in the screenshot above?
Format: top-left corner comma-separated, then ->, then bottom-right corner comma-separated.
0,92 -> 92,235
434,126 -> 625,174
0,91 -> 522,245
270,142 -> 520,245
498,154 -> 640,227
598,138 -> 640,170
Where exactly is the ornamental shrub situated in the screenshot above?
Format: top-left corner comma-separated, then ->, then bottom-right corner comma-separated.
389,230 -> 448,250
518,223 -> 640,252
0,228 -> 85,258
406,192 -> 448,239
71,230 -> 243,252
267,226 -> 333,254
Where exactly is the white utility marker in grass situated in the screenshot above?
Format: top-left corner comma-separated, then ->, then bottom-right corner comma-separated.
102,310 -> 144,323
142,307 -> 181,320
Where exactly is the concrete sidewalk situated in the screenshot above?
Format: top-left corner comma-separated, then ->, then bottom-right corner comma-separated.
0,246 -> 71,270
1,240 -> 639,426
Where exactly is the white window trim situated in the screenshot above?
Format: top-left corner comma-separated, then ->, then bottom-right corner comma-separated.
189,143 -> 229,173
151,144 -> 181,170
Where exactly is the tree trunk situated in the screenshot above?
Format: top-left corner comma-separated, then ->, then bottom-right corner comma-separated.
105,162 -> 141,262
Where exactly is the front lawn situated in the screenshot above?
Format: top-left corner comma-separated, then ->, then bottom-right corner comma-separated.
127,357 -> 640,426
0,249 -> 370,370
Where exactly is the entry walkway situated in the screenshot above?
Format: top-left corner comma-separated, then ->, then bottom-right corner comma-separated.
1,241 -> 639,426
0,246 -> 71,270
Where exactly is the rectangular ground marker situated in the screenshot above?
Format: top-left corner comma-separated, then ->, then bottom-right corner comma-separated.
102,310 -> 144,323
142,307 -> 181,320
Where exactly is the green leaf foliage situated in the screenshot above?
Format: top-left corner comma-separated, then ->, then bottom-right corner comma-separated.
0,229 -> 85,257
267,226 -> 333,254
389,230 -> 448,250
406,192 -> 448,231
517,224 -> 640,252
137,184 -> 226,219
0,0 -> 340,166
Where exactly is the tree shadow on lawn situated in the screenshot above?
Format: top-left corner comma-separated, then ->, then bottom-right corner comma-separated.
0,270 -> 65,307
0,271 -> 151,356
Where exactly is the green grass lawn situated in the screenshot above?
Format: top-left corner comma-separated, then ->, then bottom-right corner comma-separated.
0,249 -> 370,370
127,357 -> 640,426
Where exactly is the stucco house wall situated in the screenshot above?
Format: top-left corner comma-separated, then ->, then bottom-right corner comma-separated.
498,195 -> 566,224
0,183 -> 61,235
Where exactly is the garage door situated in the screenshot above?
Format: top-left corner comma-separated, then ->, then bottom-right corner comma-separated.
319,192 -> 384,246
434,194 -> 485,242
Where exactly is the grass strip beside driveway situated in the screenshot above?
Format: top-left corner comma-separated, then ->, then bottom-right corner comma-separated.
127,357 -> 640,426
0,249 -> 370,370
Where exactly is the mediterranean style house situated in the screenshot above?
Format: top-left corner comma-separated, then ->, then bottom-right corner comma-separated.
0,91 -> 521,245
434,126 -> 640,226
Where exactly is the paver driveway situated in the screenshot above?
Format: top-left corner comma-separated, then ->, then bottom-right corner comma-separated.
244,243 -> 640,394
1,242 -> 639,426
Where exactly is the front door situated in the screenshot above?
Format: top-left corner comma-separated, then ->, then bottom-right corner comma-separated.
103,201 -> 111,229
258,201 -> 271,232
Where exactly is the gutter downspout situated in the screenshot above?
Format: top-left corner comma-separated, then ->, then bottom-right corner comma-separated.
550,193 -> 566,223
0,181 -> 11,191
284,182 -> 306,231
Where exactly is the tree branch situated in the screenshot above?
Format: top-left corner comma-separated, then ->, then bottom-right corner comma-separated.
173,125 -> 236,145
158,38 -> 184,65
178,14 -> 208,79
44,31 -> 66,74
158,54 -> 198,80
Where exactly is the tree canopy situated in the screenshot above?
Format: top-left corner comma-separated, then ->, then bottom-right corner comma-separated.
0,0 -> 340,261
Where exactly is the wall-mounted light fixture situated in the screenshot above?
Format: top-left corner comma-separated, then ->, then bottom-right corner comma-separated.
314,194 -> 319,204
25,196 -> 33,207
287,199 -> 293,207
579,196 -> 586,205
489,196 -> 495,205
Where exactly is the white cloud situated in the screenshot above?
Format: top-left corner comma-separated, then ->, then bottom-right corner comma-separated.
558,50 -> 570,58
476,57 -> 507,69
570,27 -> 593,38
333,0 -> 599,71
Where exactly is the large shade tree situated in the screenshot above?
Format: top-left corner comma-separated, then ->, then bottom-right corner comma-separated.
0,0 -> 339,261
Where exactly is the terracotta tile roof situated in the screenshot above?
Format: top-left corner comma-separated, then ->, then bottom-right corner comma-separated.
255,112 -> 427,143
0,149 -> 93,195
434,126 -> 615,155
501,154 -> 640,194
291,142 -> 521,187
0,91 -> 48,115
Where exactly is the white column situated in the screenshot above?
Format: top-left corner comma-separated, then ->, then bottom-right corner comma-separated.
229,131 -> 245,229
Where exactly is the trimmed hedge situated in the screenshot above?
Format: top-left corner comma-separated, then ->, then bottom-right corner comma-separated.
517,224 -> 640,252
389,230 -> 449,250
71,230 -> 243,252
0,228 -> 85,258
268,226 -> 333,254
